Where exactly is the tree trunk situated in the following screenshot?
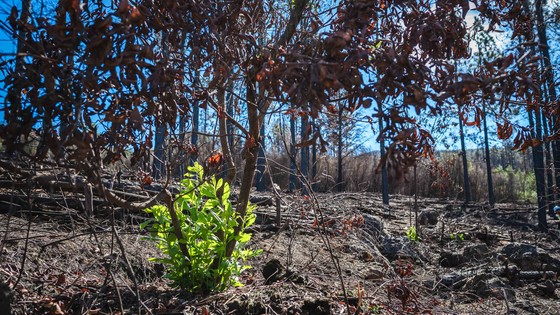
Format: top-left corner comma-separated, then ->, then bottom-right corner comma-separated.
311,122 -> 317,192
543,115 -> 555,216
377,101 -> 389,205
218,89 -> 236,184
529,109 -> 548,231
535,0 -> 560,205
289,115 -> 297,192
190,90 -> 199,166
337,107 -> 344,192
482,102 -> 495,206
300,115 -> 309,195
256,123 -> 266,191
225,78 -> 261,258
458,105 -> 472,204
153,124 -> 166,180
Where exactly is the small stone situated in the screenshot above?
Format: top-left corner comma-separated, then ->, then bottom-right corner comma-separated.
262,259 -> 283,284
463,244 -> 490,261
365,268 -> 384,281
439,251 -> 463,267
358,251 -> 374,261
418,210 -> 438,226
536,279 -> 556,297
501,243 -> 560,271
302,299 -> 331,315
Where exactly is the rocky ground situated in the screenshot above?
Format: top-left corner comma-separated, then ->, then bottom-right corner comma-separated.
1,189 -> 560,314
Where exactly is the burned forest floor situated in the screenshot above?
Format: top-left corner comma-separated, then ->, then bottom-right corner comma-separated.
1,176 -> 560,314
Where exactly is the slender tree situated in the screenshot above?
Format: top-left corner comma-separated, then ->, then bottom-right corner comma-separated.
256,122 -> 266,191
289,113 -> 298,192
300,114 -> 310,195
482,101 -> 495,206
458,104 -> 472,204
535,0 -> 560,206
311,122 -> 318,192
377,100 -> 389,205
337,103 -> 344,192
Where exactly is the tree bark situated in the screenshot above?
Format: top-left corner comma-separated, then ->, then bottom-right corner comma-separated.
529,109 -> 548,231
300,115 -> 310,196
217,89 -> 236,185
190,84 -> 199,166
225,78 -> 261,257
337,106 -> 344,192
543,115 -> 555,216
153,124 -> 166,180
458,105 -> 472,204
534,0 -> 560,205
482,102 -> 495,207
311,123 -> 317,193
289,115 -> 297,192
377,101 -> 389,205
256,122 -> 266,191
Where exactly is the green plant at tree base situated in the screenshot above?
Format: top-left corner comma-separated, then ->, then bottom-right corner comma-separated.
406,226 -> 419,242
141,163 -> 260,293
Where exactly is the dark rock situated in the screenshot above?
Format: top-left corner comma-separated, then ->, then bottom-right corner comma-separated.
514,300 -> 538,314
439,251 -> 464,267
380,236 -> 424,261
262,259 -> 283,284
361,214 -> 385,244
301,299 -> 331,315
438,273 -> 465,289
467,276 -> 515,301
418,210 -> 438,226
285,270 -> 306,284
364,268 -> 384,281
536,279 -> 556,297
463,244 -> 490,261
475,231 -> 498,245
501,243 -> 560,271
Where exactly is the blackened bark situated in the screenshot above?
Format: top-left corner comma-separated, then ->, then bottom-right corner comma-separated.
458,106 -> 472,204
256,124 -> 266,191
529,109 -> 548,231
218,89 -> 236,185
337,107 -> 344,192
289,116 -> 297,192
535,0 -> 560,205
300,115 -> 309,196
377,101 -> 389,205
482,102 -> 495,207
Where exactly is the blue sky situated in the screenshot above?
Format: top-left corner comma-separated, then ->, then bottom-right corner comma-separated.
0,1 -> 22,125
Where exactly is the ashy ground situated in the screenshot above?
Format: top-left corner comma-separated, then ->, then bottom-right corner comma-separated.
1,192 -> 560,314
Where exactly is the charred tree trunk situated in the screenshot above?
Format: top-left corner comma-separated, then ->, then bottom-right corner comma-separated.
153,124 -> 166,180
337,107 -> 344,192
543,115 -> 555,216
535,0 -> 560,205
289,115 -> 297,192
311,123 -> 317,192
529,109 -> 548,231
218,89 -> 236,185
190,91 -> 199,166
256,123 -> 266,191
300,115 -> 310,196
377,101 -> 389,205
225,78 -> 261,257
482,102 -> 495,207
458,106 -> 472,204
